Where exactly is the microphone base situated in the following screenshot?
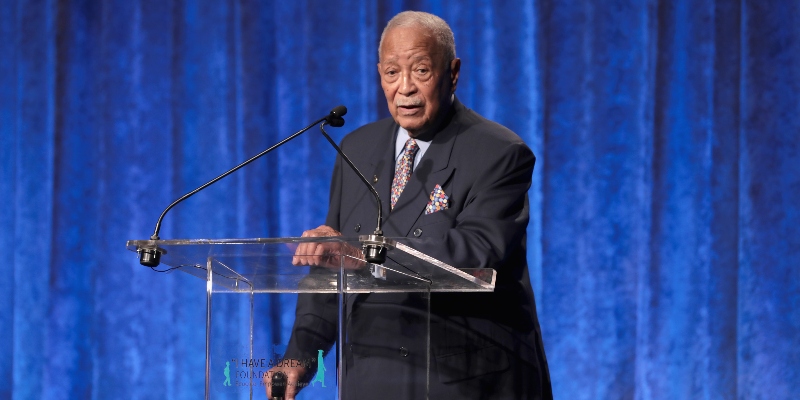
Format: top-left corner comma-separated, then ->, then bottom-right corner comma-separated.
138,246 -> 163,267
364,245 -> 387,264
359,234 -> 394,265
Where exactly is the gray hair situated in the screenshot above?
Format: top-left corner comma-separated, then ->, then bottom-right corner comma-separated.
379,11 -> 457,63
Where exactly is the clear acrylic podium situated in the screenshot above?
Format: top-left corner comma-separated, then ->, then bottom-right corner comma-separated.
126,237 -> 496,399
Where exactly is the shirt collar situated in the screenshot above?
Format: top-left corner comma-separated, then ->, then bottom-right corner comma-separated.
395,126 -> 432,169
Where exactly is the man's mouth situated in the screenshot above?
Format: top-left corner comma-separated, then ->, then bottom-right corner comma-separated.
397,103 -> 423,115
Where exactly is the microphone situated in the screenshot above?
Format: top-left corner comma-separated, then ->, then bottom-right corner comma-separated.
318,116 -> 389,264
326,105 -> 346,127
270,371 -> 287,399
138,106 -> 348,267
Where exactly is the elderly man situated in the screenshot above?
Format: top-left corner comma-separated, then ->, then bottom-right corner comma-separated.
267,11 -> 552,399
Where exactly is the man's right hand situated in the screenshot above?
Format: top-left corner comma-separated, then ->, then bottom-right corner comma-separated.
264,364 -> 307,400
292,225 -> 366,270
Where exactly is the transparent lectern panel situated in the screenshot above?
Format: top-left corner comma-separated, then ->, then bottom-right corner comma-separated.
126,237 -> 495,294
207,293 -> 337,399
339,290 -> 432,399
125,236 -> 496,399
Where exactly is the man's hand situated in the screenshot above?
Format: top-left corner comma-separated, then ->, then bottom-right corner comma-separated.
292,225 -> 366,269
264,364 -> 307,400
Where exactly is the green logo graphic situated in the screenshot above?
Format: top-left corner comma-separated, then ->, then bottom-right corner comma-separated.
311,349 -> 326,387
223,361 -> 232,386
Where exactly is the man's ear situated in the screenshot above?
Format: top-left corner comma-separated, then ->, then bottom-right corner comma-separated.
450,58 -> 461,93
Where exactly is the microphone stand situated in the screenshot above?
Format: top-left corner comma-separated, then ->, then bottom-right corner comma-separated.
318,123 -> 390,264
139,107 -> 347,267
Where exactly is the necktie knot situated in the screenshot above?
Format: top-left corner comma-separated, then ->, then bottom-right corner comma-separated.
403,138 -> 419,158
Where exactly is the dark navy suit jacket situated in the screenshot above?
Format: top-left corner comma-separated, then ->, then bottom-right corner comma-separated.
287,99 -> 552,399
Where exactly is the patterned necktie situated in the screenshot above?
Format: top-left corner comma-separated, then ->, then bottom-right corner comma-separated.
391,138 -> 419,210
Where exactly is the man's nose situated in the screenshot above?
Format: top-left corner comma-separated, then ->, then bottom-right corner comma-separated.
398,72 -> 417,96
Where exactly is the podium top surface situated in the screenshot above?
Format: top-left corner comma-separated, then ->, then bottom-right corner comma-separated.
126,237 -> 495,293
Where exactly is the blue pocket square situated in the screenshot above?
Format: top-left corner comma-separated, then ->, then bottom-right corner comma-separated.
425,184 -> 449,215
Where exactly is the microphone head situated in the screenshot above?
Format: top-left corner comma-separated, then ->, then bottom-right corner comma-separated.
330,105 -> 347,118
326,105 -> 347,127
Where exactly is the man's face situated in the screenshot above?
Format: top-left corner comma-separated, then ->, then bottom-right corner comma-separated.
378,26 -> 460,138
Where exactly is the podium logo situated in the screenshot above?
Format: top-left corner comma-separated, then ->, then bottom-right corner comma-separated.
221,347 -> 328,390
310,349 -> 326,387
223,361 -> 232,386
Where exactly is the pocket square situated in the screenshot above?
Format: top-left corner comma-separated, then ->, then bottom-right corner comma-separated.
425,184 -> 449,215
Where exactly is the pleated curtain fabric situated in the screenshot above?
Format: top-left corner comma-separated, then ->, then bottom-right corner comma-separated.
0,1 -> 798,399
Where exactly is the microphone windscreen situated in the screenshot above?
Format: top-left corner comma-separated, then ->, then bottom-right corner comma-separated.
328,117 -> 345,127
330,105 -> 347,118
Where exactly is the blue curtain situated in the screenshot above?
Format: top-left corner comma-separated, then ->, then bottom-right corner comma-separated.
1,0 -> 798,399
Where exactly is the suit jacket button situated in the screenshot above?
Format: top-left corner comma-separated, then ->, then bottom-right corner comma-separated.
354,224 -> 361,232
413,228 -> 422,237
372,175 -> 379,184
399,347 -> 409,357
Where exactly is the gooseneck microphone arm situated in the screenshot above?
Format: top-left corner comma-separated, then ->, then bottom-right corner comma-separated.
139,107 -> 347,267
149,116 -> 325,240
318,123 -> 383,235
319,120 -> 388,264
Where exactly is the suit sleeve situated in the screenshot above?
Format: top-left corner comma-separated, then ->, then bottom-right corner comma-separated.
283,153 -> 344,364
324,151 -> 344,229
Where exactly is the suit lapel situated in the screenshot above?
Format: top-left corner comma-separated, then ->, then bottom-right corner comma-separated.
366,123 -> 397,231
384,113 -> 461,237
